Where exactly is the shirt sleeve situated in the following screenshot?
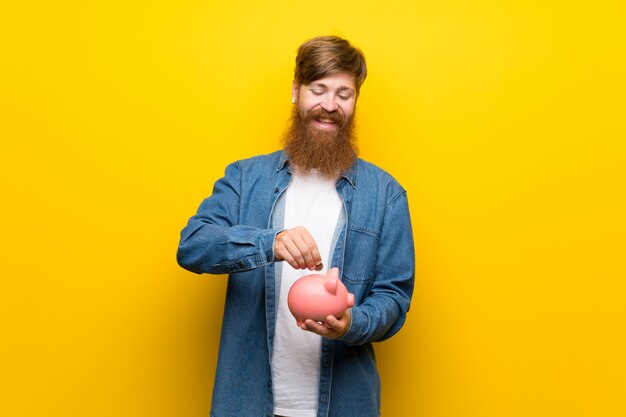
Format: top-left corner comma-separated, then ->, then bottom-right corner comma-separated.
339,191 -> 415,345
176,161 -> 280,274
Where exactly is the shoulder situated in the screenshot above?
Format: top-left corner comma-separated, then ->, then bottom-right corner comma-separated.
230,150 -> 284,170
220,150 -> 284,177
355,158 -> 406,198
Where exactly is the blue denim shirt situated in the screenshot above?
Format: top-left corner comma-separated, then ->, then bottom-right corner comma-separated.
177,150 -> 415,417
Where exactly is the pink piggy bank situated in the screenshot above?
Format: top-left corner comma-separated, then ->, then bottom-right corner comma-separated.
287,267 -> 354,327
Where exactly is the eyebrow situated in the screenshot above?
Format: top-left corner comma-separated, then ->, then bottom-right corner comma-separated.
311,83 -> 354,94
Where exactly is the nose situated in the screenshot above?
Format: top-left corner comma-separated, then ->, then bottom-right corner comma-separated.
320,95 -> 339,112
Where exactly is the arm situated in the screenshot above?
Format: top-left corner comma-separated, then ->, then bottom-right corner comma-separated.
338,191 -> 415,345
176,162 -> 279,275
177,162 -> 324,274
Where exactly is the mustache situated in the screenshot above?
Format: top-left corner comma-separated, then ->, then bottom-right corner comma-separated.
304,108 -> 345,125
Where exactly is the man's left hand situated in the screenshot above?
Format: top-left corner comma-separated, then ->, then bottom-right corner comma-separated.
301,309 -> 351,339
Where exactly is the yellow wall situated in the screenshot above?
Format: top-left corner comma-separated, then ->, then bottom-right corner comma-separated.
1,1 -> 625,416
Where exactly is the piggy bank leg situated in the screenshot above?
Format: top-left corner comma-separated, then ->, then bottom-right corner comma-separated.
296,319 -> 306,327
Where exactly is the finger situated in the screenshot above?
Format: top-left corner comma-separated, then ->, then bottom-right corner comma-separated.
297,228 -> 322,269
291,233 -> 318,270
274,238 -> 299,269
274,232 -> 293,262
326,312 -> 350,338
278,250 -> 299,270
325,315 -> 344,332
302,319 -> 328,336
283,237 -> 308,269
303,320 -> 345,340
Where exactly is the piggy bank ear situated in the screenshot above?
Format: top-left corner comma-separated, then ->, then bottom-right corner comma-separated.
324,279 -> 338,295
328,267 -> 340,279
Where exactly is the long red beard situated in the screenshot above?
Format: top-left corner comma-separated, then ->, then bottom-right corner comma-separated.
282,106 -> 358,179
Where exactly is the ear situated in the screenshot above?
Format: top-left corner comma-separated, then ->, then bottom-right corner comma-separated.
328,267 -> 340,279
324,279 -> 338,295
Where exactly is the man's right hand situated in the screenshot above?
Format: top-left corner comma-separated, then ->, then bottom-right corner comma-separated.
273,226 -> 322,270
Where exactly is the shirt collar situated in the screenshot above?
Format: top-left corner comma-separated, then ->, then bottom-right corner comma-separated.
276,150 -> 358,189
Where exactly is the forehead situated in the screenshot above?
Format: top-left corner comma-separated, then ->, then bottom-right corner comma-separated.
307,72 -> 356,91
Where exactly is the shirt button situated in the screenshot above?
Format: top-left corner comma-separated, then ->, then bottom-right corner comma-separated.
274,187 -> 279,192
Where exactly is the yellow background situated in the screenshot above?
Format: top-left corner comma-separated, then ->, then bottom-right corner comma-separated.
1,1 -> 625,416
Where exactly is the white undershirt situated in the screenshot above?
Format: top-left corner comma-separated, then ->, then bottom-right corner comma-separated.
271,170 -> 342,417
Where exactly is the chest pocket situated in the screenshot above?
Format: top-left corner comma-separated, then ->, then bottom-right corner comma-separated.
342,225 -> 380,289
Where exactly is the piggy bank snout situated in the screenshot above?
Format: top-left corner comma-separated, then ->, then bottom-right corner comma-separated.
347,292 -> 354,308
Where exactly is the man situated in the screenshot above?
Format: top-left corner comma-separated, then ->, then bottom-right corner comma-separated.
177,36 -> 415,417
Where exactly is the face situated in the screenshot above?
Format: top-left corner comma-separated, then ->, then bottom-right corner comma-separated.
292,72 -> 357,132
283,72 -> 359,179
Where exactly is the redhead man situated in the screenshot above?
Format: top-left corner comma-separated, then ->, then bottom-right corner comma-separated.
177,36 -> 415,417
